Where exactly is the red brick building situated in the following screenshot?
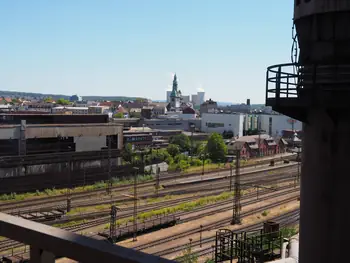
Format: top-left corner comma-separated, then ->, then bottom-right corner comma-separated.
227,134 -> 287,158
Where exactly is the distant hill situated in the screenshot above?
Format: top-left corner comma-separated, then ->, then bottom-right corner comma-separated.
82,96 -> 146,101
0,90 -> 70,100
0,90 -> 147,101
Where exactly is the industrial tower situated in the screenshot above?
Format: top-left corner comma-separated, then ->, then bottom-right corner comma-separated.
266,1 -> 350,262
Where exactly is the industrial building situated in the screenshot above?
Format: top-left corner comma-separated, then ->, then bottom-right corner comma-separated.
0,114 -> 125,197
123,127 -> 182,149
259,114 -> 302,137
201,113 -> 244,137
265,0 -> 350,262
0,114 -> 123,156
141,118 -> 201,131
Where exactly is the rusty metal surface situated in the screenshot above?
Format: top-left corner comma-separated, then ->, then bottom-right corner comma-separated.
0,212 -> 174,263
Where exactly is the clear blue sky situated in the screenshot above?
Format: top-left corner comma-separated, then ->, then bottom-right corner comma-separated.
0,0 -> 294,103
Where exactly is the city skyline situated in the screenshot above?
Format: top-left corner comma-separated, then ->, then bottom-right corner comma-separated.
0,1 -> 294,102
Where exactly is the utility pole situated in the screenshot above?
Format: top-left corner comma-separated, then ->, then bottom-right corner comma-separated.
229,164 -> 233,192
83,161 -> 86,189
190,124 -> 195,160
258,131 -> 261,157
109,205 -> 118,242
298,149 -> 301,183
133,167 -> 139,242
155,146 -> 160,196
106,136 -> 112,195
66,160 -> 72,213
201,153 -> 205,180
200,225 -> 203,248
258,119 -> 261,157
231,150 -> 241,225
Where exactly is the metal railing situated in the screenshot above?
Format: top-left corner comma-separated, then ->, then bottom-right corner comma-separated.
0,212 -> 174,263
266,62 -> 350,103
266,63 -> 300,102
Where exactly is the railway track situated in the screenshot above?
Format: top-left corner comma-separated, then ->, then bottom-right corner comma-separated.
129,190 -> 300,251
0,160 -> 297,213
174,211 -> 300,262
40,173 -> 298,225
0,184 -> 299,255
98,186 -> 300,240
62,179 -> 299,234
153,209 -> 300,257
3,165 -> 298,216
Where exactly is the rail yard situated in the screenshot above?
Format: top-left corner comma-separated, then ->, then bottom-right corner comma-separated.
0,151 -> 300,263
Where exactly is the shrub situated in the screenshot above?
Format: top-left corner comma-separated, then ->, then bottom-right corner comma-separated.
262,210 -> 269,217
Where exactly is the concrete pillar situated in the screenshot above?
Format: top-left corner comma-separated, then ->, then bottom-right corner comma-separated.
300,109 -> 350,262
30,246 -> 55,263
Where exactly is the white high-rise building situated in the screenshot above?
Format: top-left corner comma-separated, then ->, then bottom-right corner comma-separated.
181,95 -> 190,103
197,91 -> 205,105
191,94 -> 199,106
166,91 -> 172,103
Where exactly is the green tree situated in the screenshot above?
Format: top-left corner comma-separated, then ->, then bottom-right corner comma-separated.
167,144 -> 180,157
113,112 -> 124,118
11,98 -> 19,105
169,134 -> 190,152
44,97 -> 53,103
122,143 -> 134,163
207,133 -> 227,163
56,98 -> 70,105
195,141 -> 207,156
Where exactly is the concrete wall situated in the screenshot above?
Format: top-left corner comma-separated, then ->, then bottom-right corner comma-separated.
0,124 -> 123,140
75,136 -> 107,152
201,113 -> 244,137
0,126 -> 20,140
294,0 -> 350,19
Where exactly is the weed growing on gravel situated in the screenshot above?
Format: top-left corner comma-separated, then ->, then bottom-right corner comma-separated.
66,202 -> 120,215
146,195 -> 173,203
104,191 -> 235,229
0,175 -> 154,202
53,219 -> 87,228
261,210 -> 269,217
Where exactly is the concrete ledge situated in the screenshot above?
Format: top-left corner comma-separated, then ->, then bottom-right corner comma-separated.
0,212 -> 173,263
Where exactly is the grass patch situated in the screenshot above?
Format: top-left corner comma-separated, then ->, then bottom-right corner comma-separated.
66,202 -> 120,216
105,191 -> 235,229
53,219 -> 88,228
280,226 -> 299,239
182,158 -> 261,174
146,195 -> 173,204
0,175 -> 154,202
261,210 -> 269,217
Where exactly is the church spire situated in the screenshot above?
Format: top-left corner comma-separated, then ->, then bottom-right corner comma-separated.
170,73 -> 179,98
173,73 -> 178,92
